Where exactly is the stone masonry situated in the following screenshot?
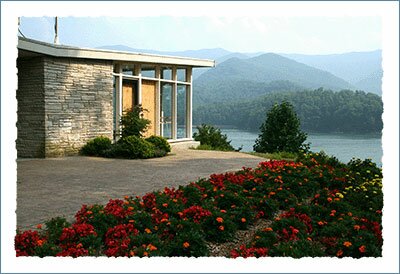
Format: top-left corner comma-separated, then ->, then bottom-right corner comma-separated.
17,57 -> 46,158
17,56 -> 114,157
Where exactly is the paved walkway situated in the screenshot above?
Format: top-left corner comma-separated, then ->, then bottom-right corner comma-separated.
17,148 -> 264,230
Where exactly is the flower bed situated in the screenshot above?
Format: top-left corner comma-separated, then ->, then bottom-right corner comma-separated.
15,152 -> 383,258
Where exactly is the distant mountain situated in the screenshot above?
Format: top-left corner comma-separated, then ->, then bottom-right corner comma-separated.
354,70 -> 383,95
281,50 -> 382,95
97,45 -> 228,60
97,44 -> 382,96
193,53 -> 354,106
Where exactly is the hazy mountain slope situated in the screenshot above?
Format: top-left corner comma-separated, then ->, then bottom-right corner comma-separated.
281,50 -> 382,85
97,45 -> 228,60
193,53 -> 354,106
354,70 -> 383,95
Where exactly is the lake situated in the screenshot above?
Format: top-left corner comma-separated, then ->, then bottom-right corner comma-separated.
215,127 -> 383,166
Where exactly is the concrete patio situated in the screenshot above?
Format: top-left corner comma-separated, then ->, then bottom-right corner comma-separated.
16,148 -> 264,230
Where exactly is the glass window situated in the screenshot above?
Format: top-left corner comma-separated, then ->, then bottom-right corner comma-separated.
141,66 -> 156,78
177,68 -> 186,82
160,83 -> 173,139
161,67 -> 172,80
122,64 -> 135,75
177,84 -> 187,138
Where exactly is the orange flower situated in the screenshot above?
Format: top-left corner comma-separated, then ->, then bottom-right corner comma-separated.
128,206 -> 134,211
359,245 -> 366,253
343,241 -> 352,248
307,237 -> 312,241
327,197 -> 333,203
218,225 -> 225,231
353,225 -> 360,231
76,243 -> 83,249
124,200 -> 130,205
183,242 -> 190,248
318,221 -> 325,226
37,239 -> 44,246
124,195 -> 129,200
143,251 -> 149,257
130,250 -> 135,257
147,244 -> 157,251
86,211 -> 93,215
269,192 -> 276,196
336,249 -> 343,257
172,199 -> 178,203
36,224 -> 42,229
347,212 -> 353,217
144,228 -> 152,234
263,227 -> 273,232
241,218 -> 246,223
162,203 -> 168,208
128,219 -> 135,223
220,209 -> 227,213
216,217 -> 224,223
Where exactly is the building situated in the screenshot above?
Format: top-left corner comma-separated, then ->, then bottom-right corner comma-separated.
16,37 -> 215,157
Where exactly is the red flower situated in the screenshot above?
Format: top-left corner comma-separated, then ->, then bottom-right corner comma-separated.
359,245 -> 366,253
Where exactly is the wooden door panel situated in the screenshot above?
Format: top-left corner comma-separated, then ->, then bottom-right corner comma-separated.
141,80 -> 157,137
122,81 -> 135,112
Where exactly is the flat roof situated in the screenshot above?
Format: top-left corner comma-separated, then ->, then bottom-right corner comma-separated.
18,37 -> 215,68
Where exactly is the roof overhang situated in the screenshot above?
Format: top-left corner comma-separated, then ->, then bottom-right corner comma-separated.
18,37 -> 215,68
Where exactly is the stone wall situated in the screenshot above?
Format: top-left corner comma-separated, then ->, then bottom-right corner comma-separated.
43,57 -> 114,157
16,57 -> 46,158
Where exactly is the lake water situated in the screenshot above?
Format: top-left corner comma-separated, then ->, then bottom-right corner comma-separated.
215,128 -> 383,166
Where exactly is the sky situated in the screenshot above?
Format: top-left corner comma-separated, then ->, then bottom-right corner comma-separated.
19,16 -> 381,55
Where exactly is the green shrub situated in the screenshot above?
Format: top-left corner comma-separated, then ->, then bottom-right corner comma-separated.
120,105 -> 151,138
44,217 -> 71,245
145,135 -> 171,154
107,136 -> 155,159
193,124 -> 234,151
80,136 -> 112,156
254,101 -> 309,153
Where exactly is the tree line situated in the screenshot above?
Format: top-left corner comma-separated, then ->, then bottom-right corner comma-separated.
193,89 -> 383,134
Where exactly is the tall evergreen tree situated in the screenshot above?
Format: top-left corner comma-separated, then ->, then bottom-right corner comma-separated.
253,101 -> 308,153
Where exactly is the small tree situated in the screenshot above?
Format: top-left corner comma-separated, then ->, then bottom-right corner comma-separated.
193,124 -> 235,151
253,101 -> 308,153
120,105 -> 151,138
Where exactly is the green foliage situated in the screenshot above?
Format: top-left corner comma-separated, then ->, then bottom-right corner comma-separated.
254,101 -> 308,153
80,136 -> 112,157
120,105 -> 151,138
193,124 -> 234,151
108,136 -> 155,159
44,217 -> 71,244
145,135 -> 171,155
194,89 -> 383,134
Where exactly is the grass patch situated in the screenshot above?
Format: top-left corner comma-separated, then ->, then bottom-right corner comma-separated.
191,144 -> 236,152
246,151 -> 298,161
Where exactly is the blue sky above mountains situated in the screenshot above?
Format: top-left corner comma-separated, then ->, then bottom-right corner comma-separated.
19,16 -> 381,55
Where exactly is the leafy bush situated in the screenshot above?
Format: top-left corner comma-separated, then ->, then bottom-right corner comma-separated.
145,135 -> 171,156
120,105 -> 151,138
107,136 -> 155,159
193,124 -> 234,151
254,101 -> 309,153
80,136 -> 112,157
